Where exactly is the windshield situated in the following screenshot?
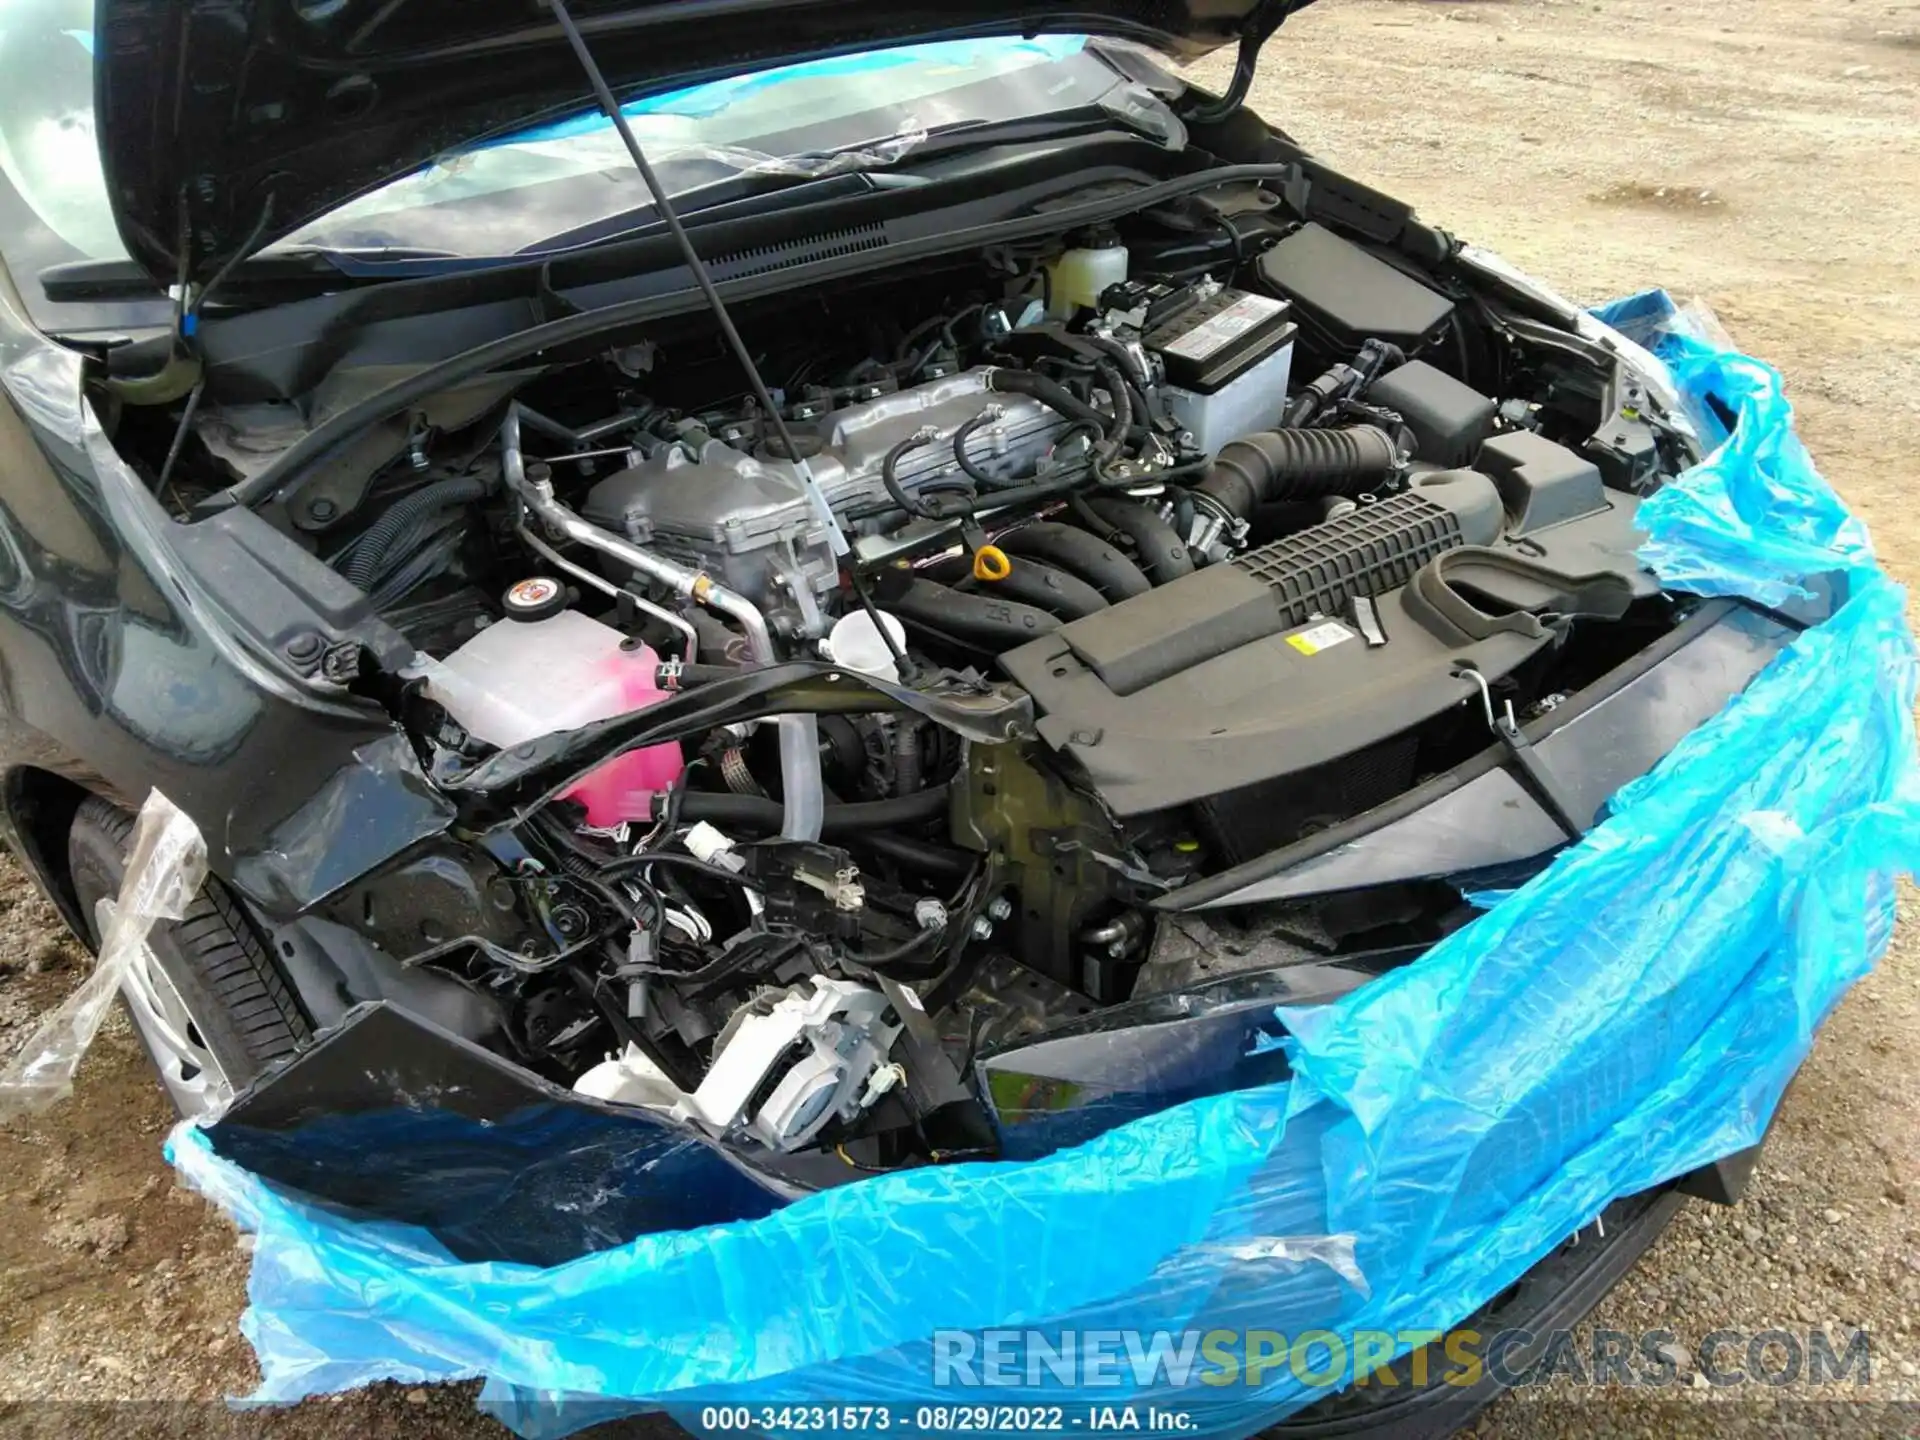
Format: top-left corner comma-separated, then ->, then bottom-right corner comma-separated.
0,2 -> 1180,318
276,36 -> 1178,259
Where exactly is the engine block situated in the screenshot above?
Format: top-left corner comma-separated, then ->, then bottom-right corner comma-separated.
581,369 -> 1075,630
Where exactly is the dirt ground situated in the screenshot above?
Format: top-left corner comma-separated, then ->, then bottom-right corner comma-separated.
3,0 -> 1919,1435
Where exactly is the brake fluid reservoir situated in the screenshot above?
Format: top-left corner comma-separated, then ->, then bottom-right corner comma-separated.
1046,239 -> 1128,318
423,588 -> 682,826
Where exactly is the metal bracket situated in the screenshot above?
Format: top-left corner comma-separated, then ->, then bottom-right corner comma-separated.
1455,664 -> 1588,841
1349,594 -> 1388,648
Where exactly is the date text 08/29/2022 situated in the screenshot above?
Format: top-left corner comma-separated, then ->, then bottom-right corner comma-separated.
688,1324 -> 1876,1434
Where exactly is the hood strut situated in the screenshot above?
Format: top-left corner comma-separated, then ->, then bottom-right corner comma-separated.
545,0 -> 843,557
542,0 -> 917,834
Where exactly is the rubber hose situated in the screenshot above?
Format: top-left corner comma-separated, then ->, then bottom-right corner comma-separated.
1078,497 -> 1194,585
851,830 -> 974,880
894,577 -> 1060,649
1091,361 -> 1132,450
1079,331 -> 1153,391
952,410 -> 1004,489
925,554 -> 1107,620
997,521 -> 1152,600
930,422 -> 1103,518
1078,334 -> 1157,435
881,433 -> 943,520
663,784 -> 951,836
343,475 -> 487,590
1195,426 -> 1398,522
893,722 -> 923,801
776,713 -> 826,842
983,369 -> 1111,433
1068,493 -> 1126,545
654,661 -> 742,690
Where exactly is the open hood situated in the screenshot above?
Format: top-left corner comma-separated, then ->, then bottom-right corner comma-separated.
95,0 -> 1300,288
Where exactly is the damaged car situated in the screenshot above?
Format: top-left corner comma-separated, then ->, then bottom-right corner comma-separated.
0,0 -> 1819,1423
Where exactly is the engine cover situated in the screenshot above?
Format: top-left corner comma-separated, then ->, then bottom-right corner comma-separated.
1000,472 -> 1658,825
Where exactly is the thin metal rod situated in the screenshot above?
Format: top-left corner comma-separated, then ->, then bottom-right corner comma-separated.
543,6 -> 906,679
846,565 -> 916,683
155,378 -> 206,509
544,0 -> 846,554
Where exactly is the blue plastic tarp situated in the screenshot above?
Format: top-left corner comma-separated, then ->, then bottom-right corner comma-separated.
170,292 -> 1920,1433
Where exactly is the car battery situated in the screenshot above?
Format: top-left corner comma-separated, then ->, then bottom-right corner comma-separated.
1108,278 -> 1298,455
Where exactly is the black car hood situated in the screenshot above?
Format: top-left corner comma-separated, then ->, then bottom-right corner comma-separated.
95,0 -> 1300,287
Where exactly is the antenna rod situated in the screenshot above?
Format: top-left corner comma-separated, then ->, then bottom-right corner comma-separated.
545,0 -> 848,556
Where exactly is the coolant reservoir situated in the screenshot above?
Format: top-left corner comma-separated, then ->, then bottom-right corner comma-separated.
1046,239 -> 1128,318
423,590 -> 682,826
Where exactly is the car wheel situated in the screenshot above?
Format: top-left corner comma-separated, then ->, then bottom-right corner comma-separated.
66,796 -> 309,1118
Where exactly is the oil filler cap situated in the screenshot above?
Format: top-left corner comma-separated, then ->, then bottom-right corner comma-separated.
502,575 -> 569,622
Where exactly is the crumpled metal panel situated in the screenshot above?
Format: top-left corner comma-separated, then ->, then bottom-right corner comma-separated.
167,292 -> 1920,1435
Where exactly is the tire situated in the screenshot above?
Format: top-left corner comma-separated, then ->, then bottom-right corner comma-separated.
66,796 -> 309,1117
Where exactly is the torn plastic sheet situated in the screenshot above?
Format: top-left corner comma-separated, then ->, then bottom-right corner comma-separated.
522,124 -> 931,189
1596,290 -> 1876,607
166,295 -> 1920,1434
0,790 -> 207,1117
287,124 -> 933,251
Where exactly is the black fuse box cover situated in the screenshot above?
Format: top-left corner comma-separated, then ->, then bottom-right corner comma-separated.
1256,222 -> 1455,362
1141,285 -> 1297,394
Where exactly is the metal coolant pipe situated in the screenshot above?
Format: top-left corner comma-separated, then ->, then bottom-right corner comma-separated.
513,518 -> 700,661
501,407 -> 826,841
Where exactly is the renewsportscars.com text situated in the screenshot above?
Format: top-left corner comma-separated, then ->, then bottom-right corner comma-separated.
930,1326 -> 1872,1391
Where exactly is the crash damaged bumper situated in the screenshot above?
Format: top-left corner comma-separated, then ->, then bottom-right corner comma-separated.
184,562 -> 1807,1233
182,580 -> 1804,1255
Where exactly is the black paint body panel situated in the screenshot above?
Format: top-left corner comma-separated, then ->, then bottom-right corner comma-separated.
0,304 -> 455,927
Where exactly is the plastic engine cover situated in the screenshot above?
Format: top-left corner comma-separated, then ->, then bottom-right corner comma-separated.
1000,468 -> 1634,817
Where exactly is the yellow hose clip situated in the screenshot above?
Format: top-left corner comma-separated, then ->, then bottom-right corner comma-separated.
972,544 -> 1012,583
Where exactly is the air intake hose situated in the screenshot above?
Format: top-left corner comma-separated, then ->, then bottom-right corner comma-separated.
1193,425 -> 1399,522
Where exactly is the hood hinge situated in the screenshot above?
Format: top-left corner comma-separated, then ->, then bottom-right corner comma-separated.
1182,0 -> 1300,124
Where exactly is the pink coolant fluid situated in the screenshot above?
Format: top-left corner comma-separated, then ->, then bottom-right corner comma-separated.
558,644 -> 685,826
422,606 -> 684,826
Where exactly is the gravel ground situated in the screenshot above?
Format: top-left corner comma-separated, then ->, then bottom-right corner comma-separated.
3,0 -> 1919,1436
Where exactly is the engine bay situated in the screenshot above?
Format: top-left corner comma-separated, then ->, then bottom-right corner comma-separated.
128,187 -> 1700,1174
